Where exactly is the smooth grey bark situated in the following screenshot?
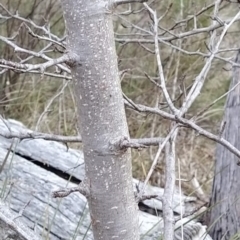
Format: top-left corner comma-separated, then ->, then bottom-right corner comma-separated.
60,1 -> 139,239
209,51 -> 240,239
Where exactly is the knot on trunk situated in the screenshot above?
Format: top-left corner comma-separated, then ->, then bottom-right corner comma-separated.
109,136 -> 130,153
65,52 -> 81,68
109,136 -> 147,153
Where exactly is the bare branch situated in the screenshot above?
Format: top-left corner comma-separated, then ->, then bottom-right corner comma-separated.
52,179 -> 90,198
52,186 -> 82,198
135,193 -> 159,203
23,23 -> 65,48
163,137 -> 177,240
180,7 -> 240,115
124,100 -> 240,162
195,81 -> 240,119
169,3 -> 215,30
115,15 -> 240,43
35,81 -> 70,131
144,3 -> 178,114
0,35 -> 70,74
0,119 -> 166,147
0,54 -> 72,73
113,136 -> 165,150
0,65 -> 72,79
0,130 -> 82,143
130,137 -> 165,147
139,125 -> 179,199
112,0 -> 148,7
0,3 -> 64,42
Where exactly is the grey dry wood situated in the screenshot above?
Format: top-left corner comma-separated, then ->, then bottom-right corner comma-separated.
0,119 -> 164,239
0,119 -> 202,239
0,143 -> 92,240
0,200 -> 40,240
0,119 -> 196,213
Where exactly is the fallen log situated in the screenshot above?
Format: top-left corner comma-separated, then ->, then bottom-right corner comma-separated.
0,119 -> 200,239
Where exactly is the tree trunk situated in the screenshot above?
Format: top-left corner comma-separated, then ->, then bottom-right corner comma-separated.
60,1 -> 139,240
209,51 -> 240,239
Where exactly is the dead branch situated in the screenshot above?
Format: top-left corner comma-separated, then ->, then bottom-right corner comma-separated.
113,0 -> 148,7
115,15 -> 240,43
125,99 -> 240,162
0,119 -> 167,147
53,178 -> 90,198
0,130 -> 82,143
0,54 -> 71,73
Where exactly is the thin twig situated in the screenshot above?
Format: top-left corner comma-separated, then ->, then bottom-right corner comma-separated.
113,0 -> 148,7
180,9 -> 240,115
35,80 -> 69,131
144,3 -> 178,114
140,124 -> 179,198
124,100 -> 240,161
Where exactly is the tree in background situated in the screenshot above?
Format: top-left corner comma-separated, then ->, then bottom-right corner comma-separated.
209,51 -> 240,239
1,0 -> 240,239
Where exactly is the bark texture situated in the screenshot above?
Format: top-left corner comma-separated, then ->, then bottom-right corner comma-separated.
60,1 -> 139,239
209,51 -> 240,239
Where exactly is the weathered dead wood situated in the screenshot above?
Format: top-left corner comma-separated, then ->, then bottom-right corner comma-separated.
0,138 -> 92,239
0,119 -> 198,239
0,200 -> 40,240
0,119 -> 163,239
